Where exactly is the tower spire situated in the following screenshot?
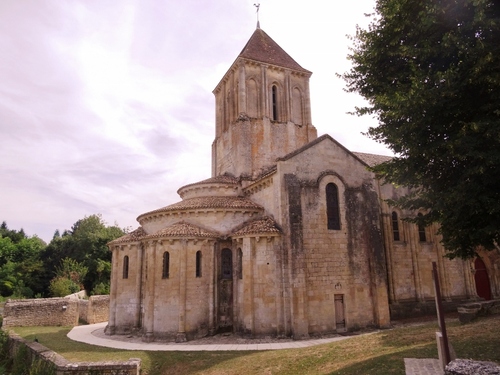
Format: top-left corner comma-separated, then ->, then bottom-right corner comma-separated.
254,3 -> 260,29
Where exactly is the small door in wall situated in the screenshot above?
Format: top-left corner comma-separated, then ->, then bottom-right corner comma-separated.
334,294 -> 346,331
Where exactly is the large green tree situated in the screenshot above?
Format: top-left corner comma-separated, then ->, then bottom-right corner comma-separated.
0,223 -> 45,297
343,0 -> 500,258
41,214 -> 125,295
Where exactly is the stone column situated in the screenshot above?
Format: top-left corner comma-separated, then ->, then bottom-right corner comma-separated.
208,240 -> 215,335
134,243 -> 144,330
176,239 -> 188,342
238,64 -> 246,115
106,245 -> 119,334
143,240 -> 156,342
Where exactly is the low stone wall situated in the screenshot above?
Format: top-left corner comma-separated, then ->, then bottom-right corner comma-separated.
87,295 -> 109,324
457,299 -> 500,324
445,359 -> 500,374
6,331 -> 140,375
78,299 -> 89,323
2,295 -> 110,327
390,299 -> 467,320
3,298 -> 79,328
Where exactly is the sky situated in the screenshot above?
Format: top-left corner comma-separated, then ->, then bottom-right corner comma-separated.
0,0 -> 391,243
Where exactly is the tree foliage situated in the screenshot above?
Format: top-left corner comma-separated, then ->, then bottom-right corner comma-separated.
343,0 -> 500,258
0,216 -> 125,298
0,223 -> 45,297
41,214 -> 125,295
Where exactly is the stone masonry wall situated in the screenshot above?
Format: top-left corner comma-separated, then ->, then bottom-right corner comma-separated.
3,298 -> 79,327
87,295 -> 110,324
3,296 -> 110,327
6,331 -> 140,375
79,299 -> 89,323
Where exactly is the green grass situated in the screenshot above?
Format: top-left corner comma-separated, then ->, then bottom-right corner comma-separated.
9,315 -> 500,375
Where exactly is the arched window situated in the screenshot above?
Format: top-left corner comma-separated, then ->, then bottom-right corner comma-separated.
221,249 -> 233,279
123,256 -> 129,279
417,213 -> 426,242
162,252 -> 170,279
326,183 -> 341,230
237,248 -> 243,279
271,85 -> 278,121
195,251 -> 202,278
392,212 -> 400,241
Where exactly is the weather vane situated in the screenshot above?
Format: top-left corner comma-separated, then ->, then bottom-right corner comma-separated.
254,3 -> 260,28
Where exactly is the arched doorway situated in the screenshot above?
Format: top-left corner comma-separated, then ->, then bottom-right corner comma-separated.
474,258 -> 491,300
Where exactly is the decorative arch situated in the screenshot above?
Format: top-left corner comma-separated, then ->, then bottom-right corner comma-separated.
246,78 -> 259,118
319,172 -> 346,232
291,86 -> 303,125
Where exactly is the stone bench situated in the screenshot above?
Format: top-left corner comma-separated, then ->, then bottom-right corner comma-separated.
457,299 -> 500,324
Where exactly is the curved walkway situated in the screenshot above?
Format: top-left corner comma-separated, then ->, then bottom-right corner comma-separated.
67,322 -> 366,351
67,323 -> 442,374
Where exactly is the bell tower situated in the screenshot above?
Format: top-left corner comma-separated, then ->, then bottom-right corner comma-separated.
212,27 -> 317,179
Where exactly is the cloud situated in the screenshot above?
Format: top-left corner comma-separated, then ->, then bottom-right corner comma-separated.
0,0 -> 388,242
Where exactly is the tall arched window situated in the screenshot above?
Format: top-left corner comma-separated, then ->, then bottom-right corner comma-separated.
417,213 -> 426,242
162,252 -> 170,279
326,183 -> 341,230
271,85 -> 278,121
221,249 -> 233,279
123,256 -> 129,279
392,212 -> 400,241
238,248 -> 243,279
195,251 -> 202,278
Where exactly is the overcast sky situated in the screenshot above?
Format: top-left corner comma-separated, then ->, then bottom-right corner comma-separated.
0,0 -> 390,243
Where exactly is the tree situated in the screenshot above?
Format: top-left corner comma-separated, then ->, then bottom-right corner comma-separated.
342,0 -> 500,258
41,214 -> 126,295
0,225 -> 45,297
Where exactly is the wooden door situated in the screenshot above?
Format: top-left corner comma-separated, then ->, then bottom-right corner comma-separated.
334,294 -> 346,330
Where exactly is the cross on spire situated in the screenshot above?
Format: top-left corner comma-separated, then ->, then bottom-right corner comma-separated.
254,3 -> 261,29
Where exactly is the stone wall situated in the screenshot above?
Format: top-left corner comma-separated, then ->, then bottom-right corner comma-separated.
78,299 -> 89,323
457,299 -> 500,323
3,298 -> 79,327
6,331 -> 140,375
87,295 -> 109,324
2,296 -> 110,328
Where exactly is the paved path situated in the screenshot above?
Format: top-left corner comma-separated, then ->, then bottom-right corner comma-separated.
404,358 -> 443,375
67,322 -> 363,351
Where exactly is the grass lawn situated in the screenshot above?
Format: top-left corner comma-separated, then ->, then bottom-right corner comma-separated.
9,315 -> 500,375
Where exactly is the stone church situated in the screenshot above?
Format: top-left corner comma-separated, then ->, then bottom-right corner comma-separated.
106,26 -> 500,342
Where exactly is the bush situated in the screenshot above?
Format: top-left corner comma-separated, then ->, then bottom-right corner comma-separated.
48,277 -> 79,297
91,282 -> 109,296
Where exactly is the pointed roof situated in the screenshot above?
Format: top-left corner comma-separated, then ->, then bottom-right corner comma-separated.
238,28 -> 310,73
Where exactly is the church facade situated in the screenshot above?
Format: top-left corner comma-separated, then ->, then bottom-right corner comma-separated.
106,27 -> 500,342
